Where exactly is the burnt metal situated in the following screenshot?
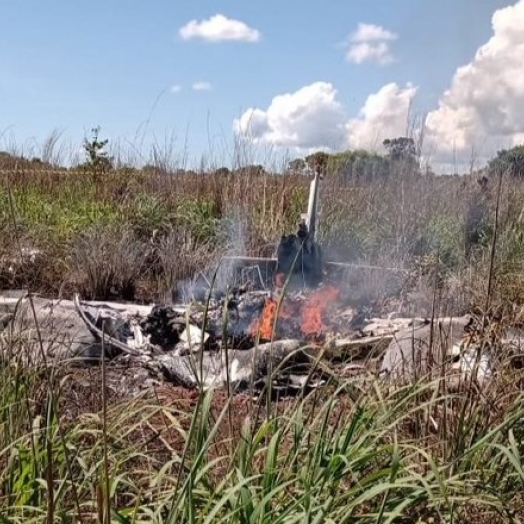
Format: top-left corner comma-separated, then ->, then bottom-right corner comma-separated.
276,222 -> 323,288
140,305 -> 183,350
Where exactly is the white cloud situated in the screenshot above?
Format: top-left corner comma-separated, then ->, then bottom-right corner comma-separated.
346,23 -> 398,65
229,1 -> 524,171
179,14 -> 261,43
233,81 -> 417,153
346,83 -> 418,149
192,81 -> 212,91
170,85 -> 182,94
425,0 -> 524,164
347,42 -> 394,65
234,82 -> 347,149
351,23 -> 397,43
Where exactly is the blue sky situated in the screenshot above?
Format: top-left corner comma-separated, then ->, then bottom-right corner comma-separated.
1,0 -> 522,170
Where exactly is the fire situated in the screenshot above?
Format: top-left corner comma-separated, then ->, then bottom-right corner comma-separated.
250,297 -> 278,339
249,285 -> 340,340
301,286 -> 340,337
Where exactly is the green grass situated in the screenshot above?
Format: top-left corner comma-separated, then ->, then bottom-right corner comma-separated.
1,187 -> 124,240
1,356 -> 524,523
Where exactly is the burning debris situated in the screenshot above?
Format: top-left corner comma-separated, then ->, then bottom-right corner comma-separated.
0,284 -> 518,396
248,285 -> 340,341
275,222 -> 323,288
0,170 -> 516,396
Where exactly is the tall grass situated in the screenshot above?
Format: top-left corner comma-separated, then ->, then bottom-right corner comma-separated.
1,160 -> 517,305
1,350 -> 524,522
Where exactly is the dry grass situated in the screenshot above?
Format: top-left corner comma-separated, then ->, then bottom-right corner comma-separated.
1,163 -> 516,308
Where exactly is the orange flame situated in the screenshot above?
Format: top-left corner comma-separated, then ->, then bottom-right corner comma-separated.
300,286 -> 340,337
250,297 -> 278,339
249,285 -> 340,340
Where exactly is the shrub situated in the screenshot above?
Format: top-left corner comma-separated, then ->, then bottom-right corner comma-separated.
68,225 -> 150,300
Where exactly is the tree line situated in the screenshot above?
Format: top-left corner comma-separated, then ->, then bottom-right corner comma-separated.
2,127 -> 524,180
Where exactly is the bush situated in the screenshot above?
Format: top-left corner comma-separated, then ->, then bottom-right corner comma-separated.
68,225 -> 150,300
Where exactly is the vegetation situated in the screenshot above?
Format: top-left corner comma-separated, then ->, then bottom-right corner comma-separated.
82,127 -> 114,176
1,355 -> 524,523
488,144 -> 524,179
289,140 -> 422,181
2,134 -> 524,521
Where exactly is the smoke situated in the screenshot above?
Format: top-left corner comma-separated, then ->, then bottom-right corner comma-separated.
174,209 -> 249,303
211,208 -> 250,292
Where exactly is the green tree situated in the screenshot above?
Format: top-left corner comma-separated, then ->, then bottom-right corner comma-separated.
214,166 -> 230,177
327,150 -> 391,180
383,136 -> 420,176
383,137 -> 417,162
305,151 -> 329,174
488,144 -> 524,178
326,151 -> 355,176
235,164 -> 266,176
83,126 -> 113,174
287,158 -> 307,174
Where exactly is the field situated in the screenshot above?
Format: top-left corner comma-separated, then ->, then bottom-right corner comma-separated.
2,151 -> 524,523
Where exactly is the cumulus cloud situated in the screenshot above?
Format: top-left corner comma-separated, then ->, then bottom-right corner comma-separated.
233,81 -> 417,153
229,1 -> 524,170
351,23 -> 397,43
346,83 -> 418,149
346,23 -> 398,65
426,0 -> 524,163
347,42 -> 394,65
233,82 -> 347,149
179,14 -> 261,43
170,85 -> 182,94
192,81 -> 212,91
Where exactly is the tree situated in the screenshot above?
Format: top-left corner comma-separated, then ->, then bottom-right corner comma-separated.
383,136 -> 420,176
214,166 -> 230,177
488,144 -> 524,178
291,149 -> 393,180
235,164 -> 266,176
305,151 -> 329,174
383,137 -> 417,162
287,158 -> 307,174
326,150 -> 391,180
326,151 -> 355,176
83,126 -> 113,174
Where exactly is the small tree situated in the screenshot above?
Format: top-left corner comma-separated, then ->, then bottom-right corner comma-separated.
287,158 -> 307,174
383,137 -> 417,162
214,166 -> 230,177
328,149 -> 391,180
305,151 -> 329,175
488,144 -> 524,178
83,126 -> 113,174
383,137 -> 419,176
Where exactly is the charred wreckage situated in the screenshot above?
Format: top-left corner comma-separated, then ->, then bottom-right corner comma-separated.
0,170 -> 513,395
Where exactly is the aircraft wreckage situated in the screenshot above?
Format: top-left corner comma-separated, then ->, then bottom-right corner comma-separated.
1,170 -> 519,394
